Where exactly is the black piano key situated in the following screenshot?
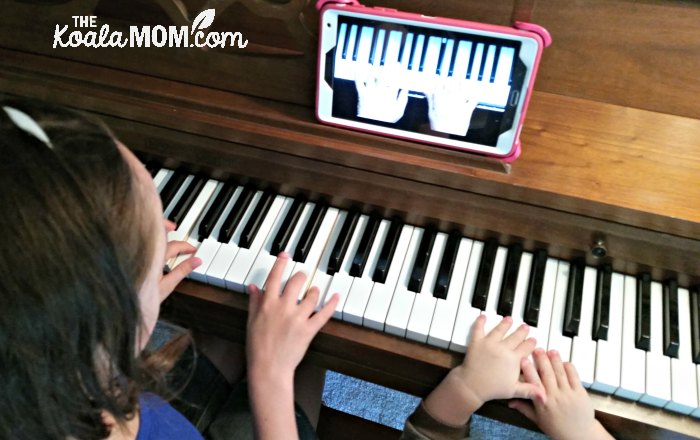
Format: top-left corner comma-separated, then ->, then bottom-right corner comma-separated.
159,169 -> 188,210
342,24 -> 353,59
270,196 -> 306,256
379,29 -> 390,66
368,28 -> 380,65
397,31 -> 408,64
293,201 -> 328,263
349,212 -> 381,277
524,249 -> 548,326
466,43 -> 478,79
372,216 -> 403,283
472,238 -> 498,310
436,38 -> 447,75
662,279 -> 680,358
218,185 -> 255,244
635,273 -> 652,351
327,208 -> 360,275
477,45 -> 489,81
432,231 -> 461,299
352,26 -> 361,61
690,287 -> 700,364
407,225 -> 437,293
563,258 -> 585,337
490,45 -> 501,83
167,174 -> 206,225
198,180 -> 237,241
448,40 -> 459,76
418,35 -> 429,72
592,264 -> 612,341
408,34 -> 420,70
238,189 -> 276,249
497,243 -> 523,317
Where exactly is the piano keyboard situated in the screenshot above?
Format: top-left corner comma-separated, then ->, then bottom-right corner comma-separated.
333,20 -> 518,111
151,165 -> 700,418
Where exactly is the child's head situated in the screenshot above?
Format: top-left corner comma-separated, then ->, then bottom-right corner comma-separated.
0,98 -> 166,439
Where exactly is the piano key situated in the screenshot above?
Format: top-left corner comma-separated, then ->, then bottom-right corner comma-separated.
436,38 -> 449,76
153,168 -> 172,192
162,174 -> 193,220
471,237 -> 498,310
379,29 -> 390,66
144,162 -> 159,177
481,246 -> 508,335
350,212 -> 381,277
406,232 -> 449,342
364,225 -> 415,331
351,25 -> 361,62
270,196 -> 306,256
309,210 -> 350,309
337,22 -> 348,59
451,41 -> 472,80
385,227 -> 425,337
238,189 -> 276,249
570,266 -> 598,387
494,46 -> 515,85
273,201 -> 316,288
497,243 -> 523,317
342,219 -> 390,325
449,240 -> 484,353
197,180 -> 237,241
663,279 -> 680,358
489,45 -> 501,83
428,238 -> 473,348
528,258 -> 558,352
505,251 -> 532,338
342,24 -> 355,60
159,169 -> 188,210
692,287 -> 700,363
222,195 -> 288,291
479,44 -> 496,82
355,26 -> 374,65
524,249 -> 548,326
639,280 -> 672,407
420,36 -> 441,76
167,178 -> 219,244
593,264 -> 612,341
665,287 -> 699,414
408,34 -> 424,72
592,272 -> 624,393
563,258 -> 585,337
372,216 -> 403,283
368,28 -> 382,66
408,225 -> 437,293
218,185 -> 256,244
399,32 -> 414,66
695,367 -> 700,419
447,38 -> 459,76
382,30 -> 403,69
636,273 -> 652,351
167,174 -> 206,225
293,201 -> 329,263
432,231 -> 461,299
548,261 -> 573,361
616,275 -> 647,400
327,208 -> 360,275
466,43 -> 484,80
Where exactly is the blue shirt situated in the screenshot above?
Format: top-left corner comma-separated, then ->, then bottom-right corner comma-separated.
136,393 -> 203,440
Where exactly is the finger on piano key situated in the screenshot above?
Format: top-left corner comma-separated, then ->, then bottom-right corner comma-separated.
153,168 -> 173,192
385,227 -> 424,337
636,273 -> 652,350
663,279 -> 680,358
616,275 -> 647,400
471,238 -> 498,310
162,174 -> 193,220
505,250 -> 532,338
639,281 -> 672,407
167,174 -> 207,226
191,185 -> 242,282
363,224 -> 414,331
270,196 -> 306,256
406,232 -> 448,343
563,258 -> 585,337
293,201 -> 329,263
207,190 -> 263,289
223,195 -> 287,291
570,266 -> 598,387
325,214 -> 369,319
482,246 -> 508,335
593,264 -> 612,340
665,287 -> 699,415
592,272 -> 624,393
159,168 -> 188,209
528,258 -> 558,352
407,225 -> 437,293
449,240 -> 484,353
692,287 -> 700,364
343,219 -> 390,324
238,189 -> 276,249
350,212 -> 381,277
428,238 -> 473,348
432,231 -> 461,299
547,261 -> 573,361
218,185 -> 256,244
451,41 -> 472,80
309,210 -> 350,310
273,201 -> 316,290
524,249 -> 548,326
498,243 -> 523,317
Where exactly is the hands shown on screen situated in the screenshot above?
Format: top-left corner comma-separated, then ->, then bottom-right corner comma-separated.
427,78 -> 481,136
355,67 -> 408,123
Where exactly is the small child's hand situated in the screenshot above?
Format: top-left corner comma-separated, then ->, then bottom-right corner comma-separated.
423,315 -> 543,426
508,349 -> 614,440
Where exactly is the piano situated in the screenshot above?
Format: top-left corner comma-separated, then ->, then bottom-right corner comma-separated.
2,0 -> 700,438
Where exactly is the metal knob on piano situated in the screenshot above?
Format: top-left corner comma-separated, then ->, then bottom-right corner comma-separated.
591,237 -> 608,259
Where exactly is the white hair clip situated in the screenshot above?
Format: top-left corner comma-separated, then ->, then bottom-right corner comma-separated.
3,106 -> 53,148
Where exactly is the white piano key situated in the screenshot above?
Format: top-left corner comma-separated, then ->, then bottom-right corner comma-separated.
451,41 -> 472,79
449,241 -> 483,353
438,38 -> 454,77
494,46 -> 515,85
428,238 -> 473,348
334,22 -> 351,80
480,44 -> 496,82
222,195 -> 288,291
570,266 -> 598,388
421,36 -> 442,75
383,30 -> 403,68
406,232 -> 448,343
547,261 -> 573,361
346,24 -> 358,59
616,275 -> 646,400
162,174 -> 193,219
694,367 -> 700,419
292,207 -> 340,300
309,210 -> 348,310
153,168 -> 172,192
343,219 -> 390,325
480,246 -> 508,334
364,225 -> 415,331
273,201 -> 316,291
529,258 -> 558,351
356,26 -> 374,65
370,29 -> 385,67
325,214 -> 369,319
639,281 -> 672,407
592,272 -> 624,394
384,228 -> 424,337
665,287 -> 699,414
505,251 -> 532,337
408,34 -> 425,72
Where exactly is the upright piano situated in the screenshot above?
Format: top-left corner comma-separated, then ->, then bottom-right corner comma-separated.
2,0 -> 700,438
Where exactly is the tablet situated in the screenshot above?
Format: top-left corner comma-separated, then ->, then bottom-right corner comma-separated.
315,3 -> 550,161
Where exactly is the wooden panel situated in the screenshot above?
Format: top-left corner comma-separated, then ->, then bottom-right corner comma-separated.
317,406 -> 401,440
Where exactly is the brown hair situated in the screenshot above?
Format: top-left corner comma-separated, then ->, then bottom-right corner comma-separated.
0,97 -> 158,439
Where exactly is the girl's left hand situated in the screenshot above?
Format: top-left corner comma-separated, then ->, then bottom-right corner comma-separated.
158,220 -> 201,301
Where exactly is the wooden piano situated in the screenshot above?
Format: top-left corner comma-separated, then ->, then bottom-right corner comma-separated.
2,0 -> 700,438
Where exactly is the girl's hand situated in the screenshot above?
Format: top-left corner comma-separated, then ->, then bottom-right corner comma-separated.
158,220 -> 201,301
